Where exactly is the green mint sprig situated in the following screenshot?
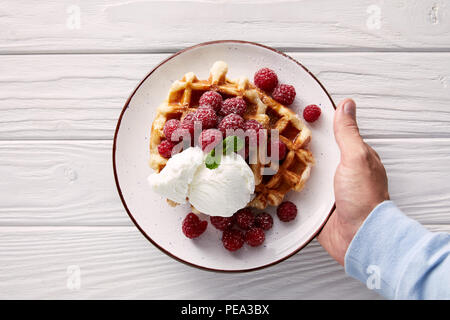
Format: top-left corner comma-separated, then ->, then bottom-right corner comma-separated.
205,136 -> 244,170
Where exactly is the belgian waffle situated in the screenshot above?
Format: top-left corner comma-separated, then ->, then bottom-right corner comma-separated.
149,61 -> 315,209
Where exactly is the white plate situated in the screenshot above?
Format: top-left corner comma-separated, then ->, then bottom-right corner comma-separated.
113,41 -> 339,272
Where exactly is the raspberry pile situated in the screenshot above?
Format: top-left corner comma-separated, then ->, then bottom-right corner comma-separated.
209,202 -> 297,251
162,67 -> 306,253
158,68 -> 318,161
181,201 -> 298,252
254,68 -> 296,106
208,208 -> 276,251
158,91 -> 254,158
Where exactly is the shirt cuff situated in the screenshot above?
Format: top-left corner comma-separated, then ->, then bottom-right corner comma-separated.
344,200 -> 430,299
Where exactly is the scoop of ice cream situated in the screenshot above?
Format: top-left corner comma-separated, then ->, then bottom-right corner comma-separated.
188,153 -> 255,217
147,147 -> 204,204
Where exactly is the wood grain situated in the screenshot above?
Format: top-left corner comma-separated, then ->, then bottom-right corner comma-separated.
0,139 -> 449,226
1,0 -> 449,300
0,225 -> 448,299
0,227 -> 380,299
0,141 -> 122,226
0,52 -> 449,140
1,0 -> 449,54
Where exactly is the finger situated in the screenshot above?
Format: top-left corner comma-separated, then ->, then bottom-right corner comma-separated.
368,145 -> 381,161
333,98 -> 364,156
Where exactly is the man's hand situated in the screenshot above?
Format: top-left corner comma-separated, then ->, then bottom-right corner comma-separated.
317,98 -> 390,266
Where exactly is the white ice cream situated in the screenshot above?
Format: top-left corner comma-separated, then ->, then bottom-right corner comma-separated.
147,147 -> 204,204
148,148 -> 255,217
188,153 -> 255,217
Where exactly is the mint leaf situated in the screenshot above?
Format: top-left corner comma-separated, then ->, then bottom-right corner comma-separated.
223,136 -> 244,155
205,149 -> 221,169
205,136 -> 244,169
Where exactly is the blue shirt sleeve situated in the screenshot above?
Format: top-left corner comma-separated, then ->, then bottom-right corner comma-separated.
344,200 -> 450,299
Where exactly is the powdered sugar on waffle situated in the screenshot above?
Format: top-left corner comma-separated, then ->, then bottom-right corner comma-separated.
149,61 -> 315,210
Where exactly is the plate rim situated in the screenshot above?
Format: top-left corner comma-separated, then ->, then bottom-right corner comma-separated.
112,40 -> 337,273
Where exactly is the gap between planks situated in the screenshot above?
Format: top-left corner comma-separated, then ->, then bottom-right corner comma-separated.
2,48 -> 450,56
1,137 -> 450,143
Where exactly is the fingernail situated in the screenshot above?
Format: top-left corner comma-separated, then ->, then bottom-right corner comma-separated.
343,100 -> 356,117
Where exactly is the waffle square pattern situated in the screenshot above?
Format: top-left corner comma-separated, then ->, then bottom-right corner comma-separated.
150,61 -> 315,210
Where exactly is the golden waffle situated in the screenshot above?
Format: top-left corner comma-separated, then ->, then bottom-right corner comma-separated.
149,61 -> 315,210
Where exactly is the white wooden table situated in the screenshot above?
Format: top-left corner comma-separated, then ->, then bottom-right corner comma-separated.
1,0 -> 449,299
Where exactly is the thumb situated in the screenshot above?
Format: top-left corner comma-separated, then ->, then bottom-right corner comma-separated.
333,99 -> 363,155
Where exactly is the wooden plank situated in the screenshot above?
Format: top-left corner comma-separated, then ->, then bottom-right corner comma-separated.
374,139 -> 450,221
1,0 -> 449,53
0,225 -> 448,299
0,141 -> 125,226
0,139 -> 449,226
0,227 -> 378,299
0,52 -> 449,140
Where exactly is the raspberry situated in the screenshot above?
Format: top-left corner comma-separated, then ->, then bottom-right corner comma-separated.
244,119 -> 264,145
183,112 -> 195,122
303,104 -> 321,122
170,128 -> 192,144
244,119 -> 263,132
234,208 -> 255,230
277,201 -> 297,222
254,212 -> 273,231
245,227 -> 265,247
163,119 -> 180,141
244,119 -> 263,135
170,128 -> 185,143
218,114 -> 245,136
199,91 -> 223,112
210,216 -> 234,231
157,140 -> 175,158
254,68 -> 278,92
180,112 -> 196,137
220,97 -> 247,117
193,106 -> 218,130
182,213 -> 208,239
198,129 -> 222,152
272,84 -> 296,106
222,229 -> 244,251
269,139 -> 287,161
